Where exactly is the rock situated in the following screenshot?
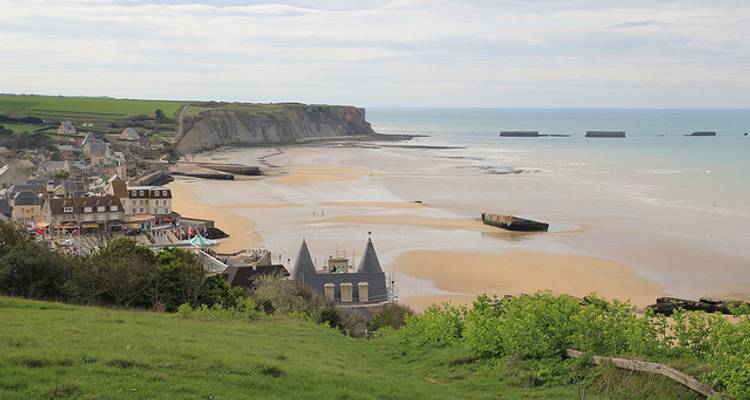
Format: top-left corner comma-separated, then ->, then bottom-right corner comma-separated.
648,296 -> 747,316
177,103 -> 377,153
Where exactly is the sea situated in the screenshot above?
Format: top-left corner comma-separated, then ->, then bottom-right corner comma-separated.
367,108 -> 750,219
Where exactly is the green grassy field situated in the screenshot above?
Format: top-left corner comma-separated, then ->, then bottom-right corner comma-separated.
0,95 -> 190,139
0,95 -> 188,119
0,297 -> 702,399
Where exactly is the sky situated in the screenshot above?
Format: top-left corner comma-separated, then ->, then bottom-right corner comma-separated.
1,0 -> 749,108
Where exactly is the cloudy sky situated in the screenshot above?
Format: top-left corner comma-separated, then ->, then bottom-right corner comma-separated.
1,0 -> 749,107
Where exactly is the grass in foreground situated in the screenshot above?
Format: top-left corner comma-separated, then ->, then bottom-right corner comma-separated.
0,297 -> 703,399
0,297 -> 575,399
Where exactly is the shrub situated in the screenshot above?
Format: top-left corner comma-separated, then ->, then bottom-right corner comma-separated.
498,292 -> 581,359
177,297 -> 260,322
368,303 -> 414,332
0,241 -> 73,300
705,318 -> 750,399
569,296 -> 636,356
672,309 -> 727,358
404,302 -> 465,345
463,294 -> 506,357
253,275 -> 323,316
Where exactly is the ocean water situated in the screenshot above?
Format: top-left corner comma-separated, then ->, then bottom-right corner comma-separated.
367,108 -> 750,218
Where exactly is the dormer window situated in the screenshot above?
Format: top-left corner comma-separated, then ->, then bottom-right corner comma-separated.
139,190 -> 145,196
131,190 -> 137,197
155,191 -> 160,197
84,207 -> 93,213
97,206 -> 105,212
110,205 -> 119,212
162,191 -> 168,196
63,207 -> 74,213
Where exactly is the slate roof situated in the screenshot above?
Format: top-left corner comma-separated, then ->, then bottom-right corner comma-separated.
81,132 -> 95,147
0,199 -> 11,218
49,195 -> 122,216
291,238 -> 388,304
119,127 -> 140,140
292,239 -> 317,280
223,264 -> 290,290
357,238 -> 383,273
300,271 -> 388,303
13,190 -> 43,206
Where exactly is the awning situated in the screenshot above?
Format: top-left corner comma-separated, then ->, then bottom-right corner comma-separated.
36,222 -> 49,228
63,222 -> 78,228
125,214 -> 155,223
81,222 -> 99,229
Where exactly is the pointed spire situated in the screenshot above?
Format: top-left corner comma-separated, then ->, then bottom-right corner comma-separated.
357,237 -> 382,273
291,238 -> 316,279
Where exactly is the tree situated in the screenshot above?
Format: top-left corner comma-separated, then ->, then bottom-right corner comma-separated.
90,238 -> 158,307
154,248 -> 206,311
0,222 -> 29,258
0,241 -> 71,300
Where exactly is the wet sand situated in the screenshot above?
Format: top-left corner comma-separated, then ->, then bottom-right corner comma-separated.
396,250 -> 664,308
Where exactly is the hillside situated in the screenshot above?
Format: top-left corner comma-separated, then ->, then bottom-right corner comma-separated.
176,103 -> 377,153
0,296 -> 586,400
0,94 -> 187,137
0,95 -> 383,153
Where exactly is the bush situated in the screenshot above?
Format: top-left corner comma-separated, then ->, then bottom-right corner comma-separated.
253,275 -> 323,316
177,297 -> 259,321
705,317 -> 750,399
404,302 -> 465,345
464,294 -> 506,357
368,303 -> 414,332
569,296 -> 636,356
498,292 -> 581,359
0,241 -> 72,300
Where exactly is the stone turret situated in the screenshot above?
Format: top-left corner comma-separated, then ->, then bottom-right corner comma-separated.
356,238 -> 382,273
291,239 -> 316,280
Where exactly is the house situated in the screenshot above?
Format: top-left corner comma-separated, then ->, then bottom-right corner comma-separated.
222,250 -> 289,291
46,195 -> 124,232
0,160 -> 34,189
80,132 -> 95,148
83,139 -> 110,159
11,190 -> 45,226
51,180 -> 87,198
40,160 -> 71,177
119,127 -> 140,141
0,199 -> 12,220
290,238 -> 389,307
57,121 -> 77,135
124,186 -> 172,217
105,175 -> 128,199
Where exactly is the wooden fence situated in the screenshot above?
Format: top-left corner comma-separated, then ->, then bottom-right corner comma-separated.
566,349 -> 729,399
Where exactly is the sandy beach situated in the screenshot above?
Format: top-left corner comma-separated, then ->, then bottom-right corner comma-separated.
163,144 -> 750,311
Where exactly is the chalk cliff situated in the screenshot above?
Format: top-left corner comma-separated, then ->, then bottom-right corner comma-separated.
177,103 -> 377,153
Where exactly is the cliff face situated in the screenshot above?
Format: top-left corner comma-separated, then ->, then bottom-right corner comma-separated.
177,104 -> 376,153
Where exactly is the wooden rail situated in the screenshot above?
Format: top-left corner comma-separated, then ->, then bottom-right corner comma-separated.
566,349 -> 729,399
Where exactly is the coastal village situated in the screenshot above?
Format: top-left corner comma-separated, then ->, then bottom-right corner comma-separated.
0,118 -> 396,311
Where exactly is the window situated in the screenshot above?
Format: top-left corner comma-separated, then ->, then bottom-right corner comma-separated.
139,208 -> 144,213
131,190 -> 137,197
110,206 -> 119,212
139,190 -> 144,196
63,207 -> 74,213
162,191 -> 168,196
84,207 -> 93,213
154,191 -> 160,197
